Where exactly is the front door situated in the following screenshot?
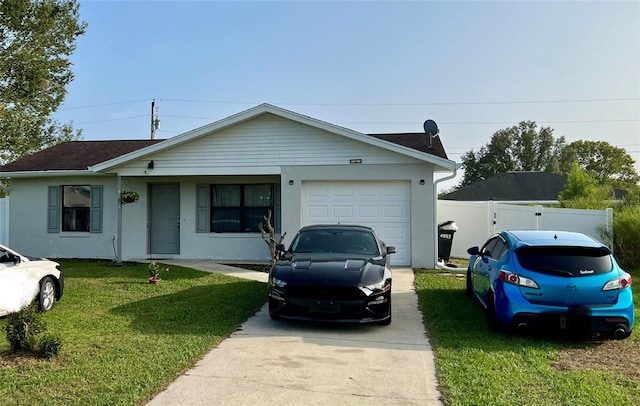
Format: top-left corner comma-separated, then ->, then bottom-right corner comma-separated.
149,183 -> 180,255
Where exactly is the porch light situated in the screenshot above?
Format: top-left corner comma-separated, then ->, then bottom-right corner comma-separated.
147,161 -> 155,169
288,180 -> 294,185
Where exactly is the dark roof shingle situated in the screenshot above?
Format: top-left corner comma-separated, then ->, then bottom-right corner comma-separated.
368,133 -> 448,160
0,140 -> 164,172
440,172 -> 568,201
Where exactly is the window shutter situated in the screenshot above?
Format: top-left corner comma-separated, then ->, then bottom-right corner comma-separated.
274,184 -> 281,233
47,186 -> 60,233
90,185 -> 103,233
196,184 -> 210,232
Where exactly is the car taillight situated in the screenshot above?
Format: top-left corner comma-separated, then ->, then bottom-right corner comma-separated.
603,274 -> 632,291
499,270 -> 539,289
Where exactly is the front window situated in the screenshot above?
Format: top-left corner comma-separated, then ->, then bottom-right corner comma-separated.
211,184 -> 273,232
62,185 -> 90,232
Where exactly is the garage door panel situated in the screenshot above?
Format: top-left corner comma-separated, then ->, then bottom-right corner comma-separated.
357,184 -> 379,197
358,205 -> 379,218
333,184 -> 355,197
302,181 -> 411,266
383,204 -> 409,219
307,185 -> 330,198
333,205 -> 354,218
307,205 -> 329,219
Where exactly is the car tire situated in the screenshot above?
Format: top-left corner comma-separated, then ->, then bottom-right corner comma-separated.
38,276 -> 56,312
486,293 -> 500,331
268,301 -> 283,320
466,268 -> 473,297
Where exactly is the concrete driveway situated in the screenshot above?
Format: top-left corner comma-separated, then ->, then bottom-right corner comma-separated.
146,262 -> 442,405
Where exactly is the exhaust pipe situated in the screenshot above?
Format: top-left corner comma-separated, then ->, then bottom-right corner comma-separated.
517,322 -> 528,331
613,326 -> 628,339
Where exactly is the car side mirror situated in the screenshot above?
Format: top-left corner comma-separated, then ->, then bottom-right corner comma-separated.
467,246 -> 480,256
12,254 -> 20,264
386,246 -> 397,255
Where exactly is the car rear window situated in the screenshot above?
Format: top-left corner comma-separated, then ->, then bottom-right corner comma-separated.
515,246 -> 613,277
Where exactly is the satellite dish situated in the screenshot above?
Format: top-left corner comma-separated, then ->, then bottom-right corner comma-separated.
423,119 -> 439,148
423,119 -> 439,136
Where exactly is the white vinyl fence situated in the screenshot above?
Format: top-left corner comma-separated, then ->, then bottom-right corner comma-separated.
0,197 -> 8,246
437,200 -> 613,259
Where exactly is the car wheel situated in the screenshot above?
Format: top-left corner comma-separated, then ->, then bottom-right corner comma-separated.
38,276 -> 56,312
466,268 -> 473,297
268,301 -> 283,320
486,293 -> 500,331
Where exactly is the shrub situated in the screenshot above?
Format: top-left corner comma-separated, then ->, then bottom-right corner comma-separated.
38,333 -> 62,359
611,206 -> 640,270
3,303 -> 46,352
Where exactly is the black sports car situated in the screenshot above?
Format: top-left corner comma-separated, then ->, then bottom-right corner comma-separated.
268,224 -> 396,325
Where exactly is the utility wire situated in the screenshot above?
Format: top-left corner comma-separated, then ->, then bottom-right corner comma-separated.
59,99 -> 150,110
158,97 -> 640,106
56,96 -> 639,111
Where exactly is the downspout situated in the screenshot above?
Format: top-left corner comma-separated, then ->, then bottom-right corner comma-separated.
433,165 -> 466,271
116,175 -> 123,264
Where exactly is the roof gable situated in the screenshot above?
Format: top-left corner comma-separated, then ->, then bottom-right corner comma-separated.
91,104 -> 455,172
0,104 -> 456,175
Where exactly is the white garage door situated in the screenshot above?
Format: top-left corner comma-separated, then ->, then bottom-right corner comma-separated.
301,181 -> 411,266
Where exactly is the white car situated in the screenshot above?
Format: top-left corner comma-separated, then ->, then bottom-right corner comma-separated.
0,244 -> 64,317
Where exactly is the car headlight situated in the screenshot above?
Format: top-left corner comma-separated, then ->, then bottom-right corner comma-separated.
360,278 -> 391,295
271,277 -> 288,288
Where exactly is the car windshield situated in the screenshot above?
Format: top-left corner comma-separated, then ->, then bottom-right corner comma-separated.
290,229 -> 379,255
515,246 -> 613,277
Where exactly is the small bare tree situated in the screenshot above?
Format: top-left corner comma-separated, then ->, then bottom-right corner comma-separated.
258,210 -> 286,265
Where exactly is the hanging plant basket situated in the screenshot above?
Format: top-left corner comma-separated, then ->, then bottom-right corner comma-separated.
120,191 -> 139,204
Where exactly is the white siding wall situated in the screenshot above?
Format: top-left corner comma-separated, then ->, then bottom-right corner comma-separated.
115,114 -> 422,177
8,177 -> 120,259
6,115 -> 442,266
180,176 -> 280,261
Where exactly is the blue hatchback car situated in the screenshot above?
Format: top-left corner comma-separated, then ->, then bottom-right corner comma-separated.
467,230 -> 634,339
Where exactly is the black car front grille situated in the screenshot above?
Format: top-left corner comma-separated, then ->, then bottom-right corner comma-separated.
286,285 -> 365,301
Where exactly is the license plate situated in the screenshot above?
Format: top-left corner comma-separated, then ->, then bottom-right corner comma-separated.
310,300 -> 340,313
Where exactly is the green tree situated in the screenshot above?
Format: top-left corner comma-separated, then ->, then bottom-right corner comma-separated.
0,0 -> 87,165
558,162 -> 614,209
558,140 -> 640,190
460,121 -> 565,186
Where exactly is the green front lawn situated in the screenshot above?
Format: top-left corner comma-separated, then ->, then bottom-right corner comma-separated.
415,269 -> 640,406
0,260 -> 267,405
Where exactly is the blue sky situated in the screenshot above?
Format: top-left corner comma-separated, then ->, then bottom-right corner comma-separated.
54,0 -> 640,190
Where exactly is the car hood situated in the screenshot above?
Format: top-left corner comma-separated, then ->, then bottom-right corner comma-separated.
272,254 -> 387,287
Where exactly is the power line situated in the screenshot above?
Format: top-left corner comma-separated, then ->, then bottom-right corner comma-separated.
159,97 -> 639,106
75,115 -> 147,125
57,96 -> 640,111
59,99 -> 150,110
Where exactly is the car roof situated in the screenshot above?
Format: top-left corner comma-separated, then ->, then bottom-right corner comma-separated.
297,224 -> 375,233
503,230 -> 605,249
